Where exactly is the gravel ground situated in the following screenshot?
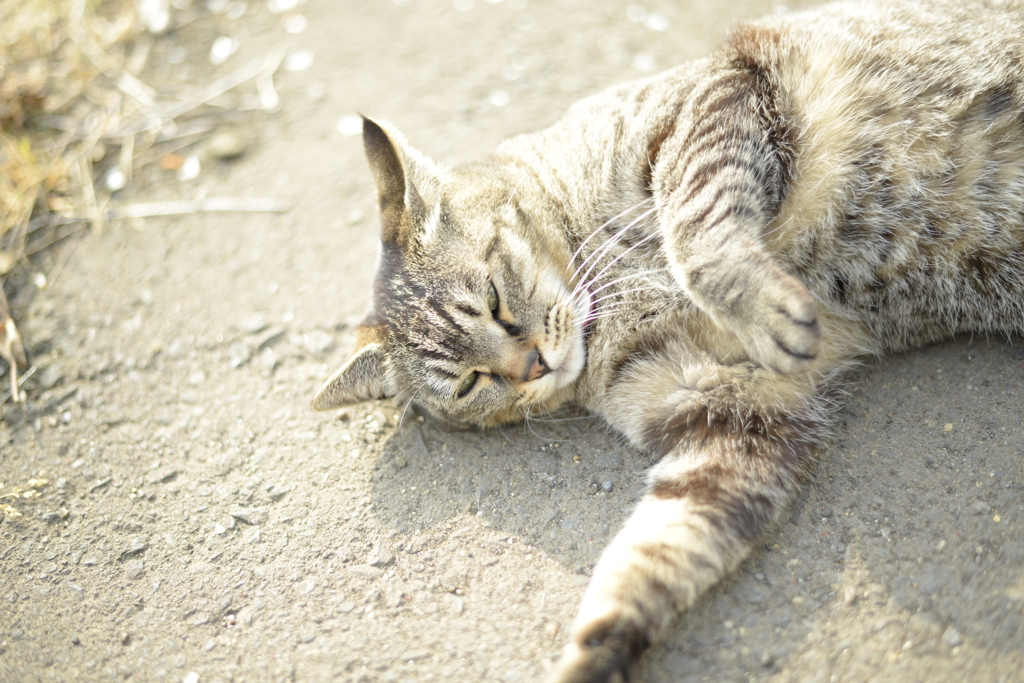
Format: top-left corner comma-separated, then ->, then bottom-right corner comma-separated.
1,1 -> 1023,682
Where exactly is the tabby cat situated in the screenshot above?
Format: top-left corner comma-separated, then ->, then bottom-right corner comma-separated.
312,1 -> 1024,680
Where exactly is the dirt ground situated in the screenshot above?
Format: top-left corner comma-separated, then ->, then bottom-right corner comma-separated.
2,1 -> 1023,682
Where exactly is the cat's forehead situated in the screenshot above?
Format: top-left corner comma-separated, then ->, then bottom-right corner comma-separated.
441,167 -> 526,228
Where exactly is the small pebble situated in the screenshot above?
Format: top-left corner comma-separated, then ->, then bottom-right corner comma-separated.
444,594 -> 465,614
256,348 -> 279,377
303,330 -> 335,355
228,342 -> 251,368
146,468 -> 178,485
941,626 -> 963,648
230,508 -> 268,525
239,313 -> 269,334
367,540 -> 395,568
125,559 -> 145,580
266,483 -> 292,500
348,565 -> 384,580
183,672 -> 200,683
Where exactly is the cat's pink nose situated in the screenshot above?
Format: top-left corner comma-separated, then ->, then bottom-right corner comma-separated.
522,348 -> 551,382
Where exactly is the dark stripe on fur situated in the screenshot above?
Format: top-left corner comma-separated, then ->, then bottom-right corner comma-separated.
642,403 -> 819,541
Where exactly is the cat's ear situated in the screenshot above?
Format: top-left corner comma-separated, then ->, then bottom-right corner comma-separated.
311,325 -> 392,411
361,116 -> 443,248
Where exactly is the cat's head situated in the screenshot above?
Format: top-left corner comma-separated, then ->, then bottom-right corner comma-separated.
312,118 -> 591,427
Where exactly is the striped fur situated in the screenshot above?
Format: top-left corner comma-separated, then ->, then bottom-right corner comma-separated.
313,2 -> 1024,681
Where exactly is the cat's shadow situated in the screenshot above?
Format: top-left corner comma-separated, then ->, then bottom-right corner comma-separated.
369,338 -> 1024,681
373,406 -> 652,572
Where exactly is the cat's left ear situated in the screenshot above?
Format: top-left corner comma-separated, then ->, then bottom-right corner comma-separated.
311,325 -> 392,411
361,116 -> 444,249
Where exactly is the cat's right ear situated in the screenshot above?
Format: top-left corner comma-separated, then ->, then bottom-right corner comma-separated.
361,116 -> 442,249
311,326 -> 392,411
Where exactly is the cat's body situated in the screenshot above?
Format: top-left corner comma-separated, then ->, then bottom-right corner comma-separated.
314,1 -> 1024,681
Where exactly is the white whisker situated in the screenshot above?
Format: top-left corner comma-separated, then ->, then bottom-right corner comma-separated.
591,285 -> 659,307
565,198 -> 655,273
586,267 -> 670,299
570,205 -> 659,299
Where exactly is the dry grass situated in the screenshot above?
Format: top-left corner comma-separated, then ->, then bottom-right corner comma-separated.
0,0 -> 139,273
0,474 -> 50,518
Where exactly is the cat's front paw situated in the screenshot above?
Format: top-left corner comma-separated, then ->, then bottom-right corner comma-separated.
685,258 -> 820,374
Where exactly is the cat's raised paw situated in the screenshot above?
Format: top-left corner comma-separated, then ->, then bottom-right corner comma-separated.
684,258 -> 820,374
734,267 -> 820,374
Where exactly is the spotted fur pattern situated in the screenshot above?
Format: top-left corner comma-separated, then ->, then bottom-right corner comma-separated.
313,2 -> 1024,681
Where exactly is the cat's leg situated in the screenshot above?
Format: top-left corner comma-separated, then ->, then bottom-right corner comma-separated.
652,67 -> 819,374
548,388 -> 822,683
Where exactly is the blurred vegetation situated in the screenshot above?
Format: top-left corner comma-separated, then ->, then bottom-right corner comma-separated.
0,0 -> 139,273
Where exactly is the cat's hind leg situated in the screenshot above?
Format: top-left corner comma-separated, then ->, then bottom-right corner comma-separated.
548,394 -> 822,683
652,65 -> 819,374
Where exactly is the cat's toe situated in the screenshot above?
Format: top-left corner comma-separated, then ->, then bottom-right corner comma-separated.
763,317 -> 820,373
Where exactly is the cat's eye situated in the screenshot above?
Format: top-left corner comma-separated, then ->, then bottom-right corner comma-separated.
457,371 -> 479,398
487,282 -> 499,313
